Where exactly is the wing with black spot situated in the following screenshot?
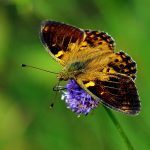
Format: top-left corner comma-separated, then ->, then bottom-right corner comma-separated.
101,51 -> 137,80
81,30 -> 115,51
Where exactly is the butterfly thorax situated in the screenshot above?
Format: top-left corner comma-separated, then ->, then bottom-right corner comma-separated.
57,61 -> 86,81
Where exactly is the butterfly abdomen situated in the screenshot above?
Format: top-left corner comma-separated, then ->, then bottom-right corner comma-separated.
104,51 -> 137,80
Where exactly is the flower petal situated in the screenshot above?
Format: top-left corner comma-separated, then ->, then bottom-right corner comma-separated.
61,80 -> 99,115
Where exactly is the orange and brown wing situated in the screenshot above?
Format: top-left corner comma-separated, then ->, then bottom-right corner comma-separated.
80,73 -> 140,115
40,21 -> 85,65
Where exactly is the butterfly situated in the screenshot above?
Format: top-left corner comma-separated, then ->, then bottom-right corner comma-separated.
40,20 -> 140,115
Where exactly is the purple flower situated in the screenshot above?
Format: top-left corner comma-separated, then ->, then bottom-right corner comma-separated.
61,80 -> 99,116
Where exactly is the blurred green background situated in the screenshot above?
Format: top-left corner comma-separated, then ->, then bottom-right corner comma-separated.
0,0 -> 149,150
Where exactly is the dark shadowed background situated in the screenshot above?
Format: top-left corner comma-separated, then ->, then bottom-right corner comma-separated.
0,0 -> 149,150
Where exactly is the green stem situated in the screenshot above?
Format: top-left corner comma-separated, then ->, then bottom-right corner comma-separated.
104,107 -> 134,150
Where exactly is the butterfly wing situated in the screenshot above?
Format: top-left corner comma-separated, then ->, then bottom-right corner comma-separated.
40,21 -> 85,65
40,21 -> 115,65
77,73 -> 140,115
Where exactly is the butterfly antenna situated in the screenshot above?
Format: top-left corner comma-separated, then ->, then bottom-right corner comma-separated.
21,64 -> 58,74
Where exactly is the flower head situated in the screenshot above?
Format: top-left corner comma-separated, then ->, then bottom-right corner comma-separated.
61,80 -> 99,116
